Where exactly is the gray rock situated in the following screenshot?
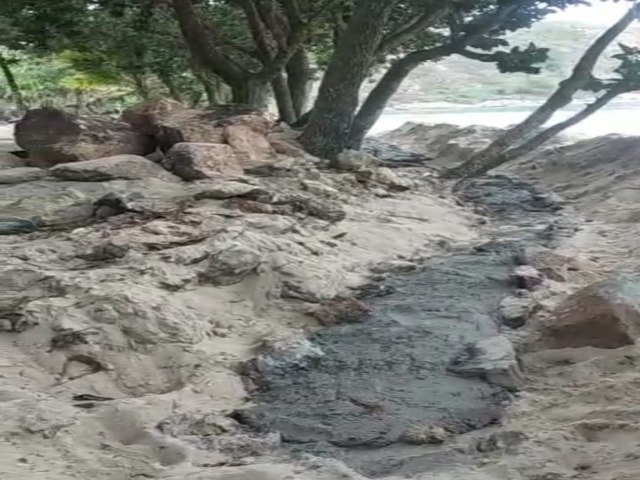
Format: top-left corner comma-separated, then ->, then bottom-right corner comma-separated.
401,424 -> 448,445
0,152 -> 26,170
0,218 -> 37,235
0,167 -> 48,184
194,180 -> 267,200
200,244 -> 263,286
50,154 -> 177,182
449,336 -> 524,391
510,265 -> 543,290
498,293 -> 537,328
476,430 -> 528,453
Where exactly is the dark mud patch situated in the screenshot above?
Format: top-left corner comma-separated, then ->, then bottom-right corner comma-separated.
235,175 -> 571,477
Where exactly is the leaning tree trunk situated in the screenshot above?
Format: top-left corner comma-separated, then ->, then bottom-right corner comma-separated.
453,87 -> 627,183
445,6 -> 639,179
300,0 -> 397,160
348,48 -> 447,149
0,53 -> 26,111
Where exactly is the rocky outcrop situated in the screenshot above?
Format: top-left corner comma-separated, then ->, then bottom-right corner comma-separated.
50,155 -> 178,182
449,336 -> 524,391
377,122 -> 501,167
0,167 -> 48,184
163,143 -> 244,180
15,108 -> 156,167
542,276 -> 640,349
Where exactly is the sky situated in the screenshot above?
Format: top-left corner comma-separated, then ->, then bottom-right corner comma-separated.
549,1 -> 632,24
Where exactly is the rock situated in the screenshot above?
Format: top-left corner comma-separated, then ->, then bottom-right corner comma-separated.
356,167 -> 412,191
0,152 -> 26,169
200,244 -> 263,286
0,182 -> 95,227
195,180 -> 267,200
24,284 -> 209,345
76,240 -> 129,262
476,430 -> 528,453
224,124 -> 276,167
277,195 -> 346,222
510,265 -> 543,290
50,155 -> 178,182
362,137 -> 432,165
313,297 -> 371,326
401,424 -> 448,445
0,268 -> 65,332
163,142 -> 243,180
15,108 -> 156,167
224,198 -> 275,215
0,167 -> 48,184
301,180 -> 340,198
449,336 -> 524,391
122,100 -> 274,152
542,276 -> 640,349
253,338 -> 324,374
335,150 -> 381,172
0,218 -> 37,235
499,293 -> 537,329
377,122 -> 501,168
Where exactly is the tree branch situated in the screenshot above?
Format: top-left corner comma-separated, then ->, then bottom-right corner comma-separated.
378,5 -> 450,55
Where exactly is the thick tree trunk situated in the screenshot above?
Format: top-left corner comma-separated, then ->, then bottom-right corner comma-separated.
0,53 -> 26,111
445,6 -> 639,179
286,48 -> 311,118
231,78 -> 270,107
271,72 -> 297,124
300,0 -> 398,160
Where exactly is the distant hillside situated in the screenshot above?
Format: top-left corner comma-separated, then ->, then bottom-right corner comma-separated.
383,21 -> 640,106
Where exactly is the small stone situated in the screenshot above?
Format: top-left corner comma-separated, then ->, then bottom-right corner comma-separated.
449,336 -> 524,391
313,297 -> 371,326
510,265 -> 543,290
476,430 -> 528,453
498,294 -> 537,328
0,218 -> 37,235
402,424 -> 448,445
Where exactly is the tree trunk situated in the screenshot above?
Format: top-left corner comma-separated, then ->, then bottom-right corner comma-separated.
231,77 -> 270,107
349,49 -> 444,149
286,47 -> 311,118
271,72 -> 297,124
300,0 -> 398,160
0,53 -> 26,111
172,0 -> 248,98
455,88 -> 626,184
445,6 -> 639,179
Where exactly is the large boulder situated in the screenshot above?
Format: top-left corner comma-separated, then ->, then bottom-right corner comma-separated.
542,276 -> 640,349
50,154 -> 178,182
122,100 -> 275,153
15,108 -> 156,167
163,142 -> 243,180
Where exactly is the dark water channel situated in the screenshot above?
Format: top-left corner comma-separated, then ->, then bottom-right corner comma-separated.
236,176 -> 573,477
